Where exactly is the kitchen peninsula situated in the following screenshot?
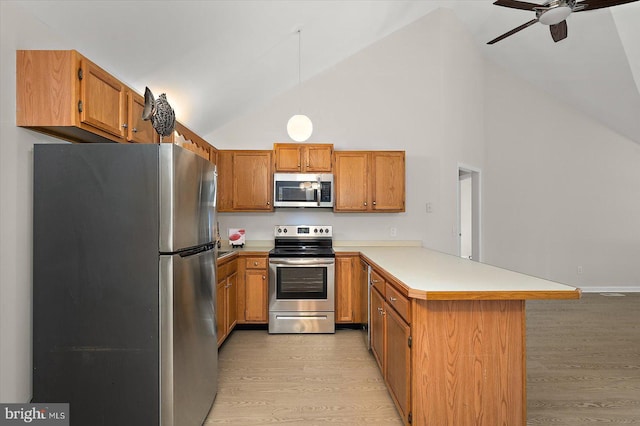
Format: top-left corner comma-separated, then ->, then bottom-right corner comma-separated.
337,245 -> 580,426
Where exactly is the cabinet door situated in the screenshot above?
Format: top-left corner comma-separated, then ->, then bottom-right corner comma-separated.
216,279 -> 226,347
335,255 -> 356,323
385,304 -> 411,423
334,152 -> 368,211
127,91 -> 157,143
370,287 -> 385,372
305,145 -> 333,172
274,145 -> 302,172
244,269 -> 267,322
232,151 -> 273,211
79,57 -> 126,139
371,152 -> 405,212
217,151 -> 234,212
226,272 -> 238,334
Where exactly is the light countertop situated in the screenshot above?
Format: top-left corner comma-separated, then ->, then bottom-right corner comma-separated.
337,245 -> 580,301
218,241 -> 580,300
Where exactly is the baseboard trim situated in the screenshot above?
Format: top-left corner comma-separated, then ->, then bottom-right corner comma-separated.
579,286 -> 640,293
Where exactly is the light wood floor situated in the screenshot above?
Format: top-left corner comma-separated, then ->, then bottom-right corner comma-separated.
206,293 -> 640,425
526,292 -> 640,425
205,328 -> 403,425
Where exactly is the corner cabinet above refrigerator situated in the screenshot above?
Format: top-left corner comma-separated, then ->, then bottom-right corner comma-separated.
32,143 -> 218,426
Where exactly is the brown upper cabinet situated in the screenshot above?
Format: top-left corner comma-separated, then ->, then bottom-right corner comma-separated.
127,91 -> 156,143
334,151 -> 405,212
168,122 -> 217,163
273,143 -> 333,173
16,49 -> 217,162
16,50 -> 155,144
217,150 -> 273,212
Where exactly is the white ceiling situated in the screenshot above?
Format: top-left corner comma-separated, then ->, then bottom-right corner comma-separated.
13,0 -> 640,144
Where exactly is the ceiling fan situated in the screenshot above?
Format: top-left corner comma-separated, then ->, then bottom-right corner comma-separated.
487,0 -> 639,44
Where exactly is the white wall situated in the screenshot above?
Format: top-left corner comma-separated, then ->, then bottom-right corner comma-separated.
483,62 -> 640,291
208,9 -> 486,254
0,2 -> 74,402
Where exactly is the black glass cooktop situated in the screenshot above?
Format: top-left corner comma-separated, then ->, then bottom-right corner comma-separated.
268,247 -> 335,258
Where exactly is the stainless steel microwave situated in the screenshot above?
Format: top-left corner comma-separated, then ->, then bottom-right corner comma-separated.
273,173 -> 334,208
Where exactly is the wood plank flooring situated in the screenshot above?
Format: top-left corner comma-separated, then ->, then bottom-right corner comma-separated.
206,293 -> 640,425
205,328 -> 403,425
526,292 -> 640,425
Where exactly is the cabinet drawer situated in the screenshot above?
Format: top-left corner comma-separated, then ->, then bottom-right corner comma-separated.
227,258 -> 238,275
217,263 -> 229,280
370,269 -> 386,296
386,283 -> 410,324
245,257 -> 267,269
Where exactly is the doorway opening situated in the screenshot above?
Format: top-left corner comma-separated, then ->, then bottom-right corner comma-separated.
458,165 -> 481,262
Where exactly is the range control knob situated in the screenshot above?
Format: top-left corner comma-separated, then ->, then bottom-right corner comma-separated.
283,228 -> 288,233
277,228 -> 282,233
319,228 -> 324,233
325,228 -> 330,234
314,228 -> 318,233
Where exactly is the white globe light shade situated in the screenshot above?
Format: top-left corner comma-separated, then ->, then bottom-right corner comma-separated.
538,6 -> 572,25
287,114 -> 313,142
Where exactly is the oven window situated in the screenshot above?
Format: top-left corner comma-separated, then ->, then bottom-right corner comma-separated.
276,267 -> 327,299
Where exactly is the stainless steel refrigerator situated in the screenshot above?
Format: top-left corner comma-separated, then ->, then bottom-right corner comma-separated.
32,143 -> 218,426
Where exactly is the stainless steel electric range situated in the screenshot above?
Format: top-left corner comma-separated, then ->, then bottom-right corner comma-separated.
268,225 -> 335,334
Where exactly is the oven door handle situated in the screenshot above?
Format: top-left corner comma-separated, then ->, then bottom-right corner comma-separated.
269,258 -> 335,266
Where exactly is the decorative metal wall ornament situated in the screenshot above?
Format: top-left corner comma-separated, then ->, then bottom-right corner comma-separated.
142,86 -> 176,141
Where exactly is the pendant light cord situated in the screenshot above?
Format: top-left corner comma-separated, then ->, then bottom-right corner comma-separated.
297,29 -> 302,113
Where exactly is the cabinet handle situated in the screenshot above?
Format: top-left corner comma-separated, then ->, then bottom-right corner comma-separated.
122,123 -> 128,129
132,128 -> 138,133
254,261 -> 258,266
389,296 -> 397,302
262,275 -> 266,280
373,201 -> 376,206
267,201 -> 271,206
298,164 -> 301,168
364,202 -> 367,206
371,279 -> 380,283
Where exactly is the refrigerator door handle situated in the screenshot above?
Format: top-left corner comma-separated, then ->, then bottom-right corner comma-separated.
176,243 -> 215,258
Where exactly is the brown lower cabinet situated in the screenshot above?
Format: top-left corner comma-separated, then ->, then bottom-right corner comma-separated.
216,255 -> 238,347
366,260 -> 529,425
335,253 -> 362,323
237,253 -> 269,324
370,272 -> 411,424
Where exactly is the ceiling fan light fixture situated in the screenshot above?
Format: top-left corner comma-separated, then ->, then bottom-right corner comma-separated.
538,6 -> 572,25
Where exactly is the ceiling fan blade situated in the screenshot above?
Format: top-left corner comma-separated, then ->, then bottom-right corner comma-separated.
493,0 -> 543,11
550,20 -> 568,42
487,19 -> 539,44
575,0 -> 639,11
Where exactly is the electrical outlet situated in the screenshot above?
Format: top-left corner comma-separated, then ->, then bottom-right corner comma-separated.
390,227 -> 397,237
577,266 -> 583,274
426,202 -> 432,213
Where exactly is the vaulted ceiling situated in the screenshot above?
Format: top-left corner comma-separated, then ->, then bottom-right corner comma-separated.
13,0 -> 640,144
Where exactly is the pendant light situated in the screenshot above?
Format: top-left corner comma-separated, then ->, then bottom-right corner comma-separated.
287,29 -> 313,142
